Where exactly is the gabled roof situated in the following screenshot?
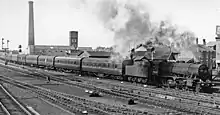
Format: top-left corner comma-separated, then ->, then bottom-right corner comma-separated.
86,51 -> 112,57
206,41 -> 216,47
78,47 -> 93,51
70,50 -> 84,56
134,45 -> 176,60
134,51 -> 147,56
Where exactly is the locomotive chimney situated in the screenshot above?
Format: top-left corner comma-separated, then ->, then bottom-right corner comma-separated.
203,39 -> 206,45
196,38 -> 198,44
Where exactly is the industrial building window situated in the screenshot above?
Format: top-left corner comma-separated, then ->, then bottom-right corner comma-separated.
72,39 -> 76,42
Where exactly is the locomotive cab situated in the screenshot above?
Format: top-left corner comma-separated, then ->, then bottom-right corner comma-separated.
122,56 -> 156,84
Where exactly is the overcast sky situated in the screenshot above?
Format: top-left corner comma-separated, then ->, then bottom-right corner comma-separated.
0,0 -> 220,50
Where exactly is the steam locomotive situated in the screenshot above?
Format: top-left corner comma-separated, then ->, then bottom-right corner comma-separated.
0,53 -> 215,92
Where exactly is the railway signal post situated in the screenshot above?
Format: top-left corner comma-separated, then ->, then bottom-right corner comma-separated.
1,38 -> 4,50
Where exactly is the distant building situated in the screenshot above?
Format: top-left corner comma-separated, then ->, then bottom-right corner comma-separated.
177,39 -> 215,69
33,45 -> 75,56
79,51 -> 112,58
28,31 -> 81,56
207,41 -> 216,50
133,45 -> 179,60
78,47 -> 93,51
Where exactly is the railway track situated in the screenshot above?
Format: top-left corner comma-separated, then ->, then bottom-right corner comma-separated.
0,83 -> 33,115
3,63 -> 220,114
79,76 -> 220,107
0,75 -> 154,115
2,62 -> 220,114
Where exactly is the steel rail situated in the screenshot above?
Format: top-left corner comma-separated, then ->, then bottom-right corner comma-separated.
0,84 -> 33,115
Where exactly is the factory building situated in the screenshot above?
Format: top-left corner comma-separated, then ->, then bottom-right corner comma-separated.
32,31 -> 80,56
27,1 -> 93,56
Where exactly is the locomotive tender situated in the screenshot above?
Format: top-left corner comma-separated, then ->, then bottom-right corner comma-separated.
1,53 -> 215,92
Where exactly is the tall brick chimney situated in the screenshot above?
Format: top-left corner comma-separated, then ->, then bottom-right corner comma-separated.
203,39 -> 206,45
28,1 -> 35,46
28,1 -> 35,54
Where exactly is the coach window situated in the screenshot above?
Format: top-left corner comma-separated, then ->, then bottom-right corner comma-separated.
102,63 -> 105,67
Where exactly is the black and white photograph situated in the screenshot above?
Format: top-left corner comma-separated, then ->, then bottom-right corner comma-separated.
0,0 -> 220,114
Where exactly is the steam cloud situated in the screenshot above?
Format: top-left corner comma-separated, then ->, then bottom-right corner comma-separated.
75,0 -> 196,59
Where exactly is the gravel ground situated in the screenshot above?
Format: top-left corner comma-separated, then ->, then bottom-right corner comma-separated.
0,62 -> 175,114
2,83 -> 73,115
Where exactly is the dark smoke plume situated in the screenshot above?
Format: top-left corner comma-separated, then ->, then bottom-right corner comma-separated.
76,0 -> 196,60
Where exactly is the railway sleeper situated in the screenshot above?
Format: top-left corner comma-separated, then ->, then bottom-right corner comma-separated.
2,73 -> 217,114
0,76 -> 210,114
33,89 -> 111,115
28,82 -> 147,114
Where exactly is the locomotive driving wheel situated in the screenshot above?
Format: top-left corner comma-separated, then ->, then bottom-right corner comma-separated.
141,79 -> 147,84
131,77 -> 136,82
137,78 -> 142,83
128,77 -> 131,82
